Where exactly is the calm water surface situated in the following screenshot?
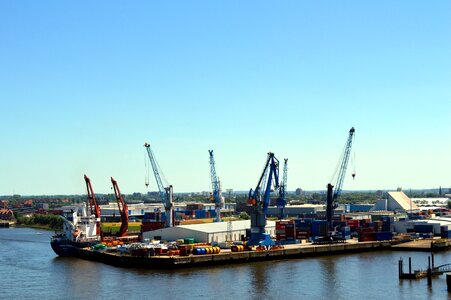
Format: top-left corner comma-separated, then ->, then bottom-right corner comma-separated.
1,227 -> 451,299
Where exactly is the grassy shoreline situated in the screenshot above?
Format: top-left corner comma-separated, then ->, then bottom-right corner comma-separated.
15,223 -> 61,232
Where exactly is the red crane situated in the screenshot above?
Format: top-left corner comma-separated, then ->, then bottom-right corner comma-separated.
84,174 -> 101,236
111,177 -> 129,237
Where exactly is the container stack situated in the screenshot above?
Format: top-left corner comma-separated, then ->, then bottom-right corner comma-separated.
294,219 -> 312,240
358,227 -> 376,242
276,220 -> 295,242
346,219 -> 360,231
312,220 -> 328,238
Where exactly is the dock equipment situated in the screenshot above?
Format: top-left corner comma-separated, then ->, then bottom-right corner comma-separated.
322,127 -> 355,243
144,142 -> 173,227
247,152 -> 280,246
84,175 -> 101,236
111,177 -> 129,237
276,158 -> 288,219
208,150 -> 225,222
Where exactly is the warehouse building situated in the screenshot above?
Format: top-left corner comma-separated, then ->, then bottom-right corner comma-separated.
143,220 -> 276,243
266,204 -> 325,217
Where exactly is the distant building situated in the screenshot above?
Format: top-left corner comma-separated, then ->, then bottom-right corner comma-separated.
295,188 -> 303,196
23,200 -> 33,207
36,203 -> 49,210
0,209 -> 14,220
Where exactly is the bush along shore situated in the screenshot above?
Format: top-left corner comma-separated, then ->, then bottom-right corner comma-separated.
14,213 -> 64,231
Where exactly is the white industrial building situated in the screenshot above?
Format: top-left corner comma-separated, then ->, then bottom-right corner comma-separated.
394,219 -> 451,235
266,204 -> 325,217
371,191 -> 419,212
143,220 -> 276,243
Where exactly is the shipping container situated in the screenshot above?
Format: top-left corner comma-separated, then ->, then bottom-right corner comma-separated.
375,231 -> 393,241
312,220 -> 328,237
441,230 -> 451,239
358,232 -> 376,242
414,224 -> 434,234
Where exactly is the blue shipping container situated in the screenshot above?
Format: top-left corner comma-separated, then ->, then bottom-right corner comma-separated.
375,232 -> 393,241
312,220 -> 328,237
414,225 -> 434,234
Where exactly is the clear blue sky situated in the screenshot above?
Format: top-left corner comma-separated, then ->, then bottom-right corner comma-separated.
1,1 -> 450,195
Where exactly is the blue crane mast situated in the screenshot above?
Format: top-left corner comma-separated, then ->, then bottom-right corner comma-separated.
144,142 -> 173,227
326,127 -> 355,234
247,152 -> 280,247
277,158 -> 288,219
208,150 -> 224,222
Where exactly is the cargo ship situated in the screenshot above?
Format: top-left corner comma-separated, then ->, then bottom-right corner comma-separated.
50,205 -> 100,257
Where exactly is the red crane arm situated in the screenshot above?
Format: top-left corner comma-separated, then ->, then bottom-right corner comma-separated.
111,177 -> 129,237
84,174 -> 101,236
84,175 -> 101,219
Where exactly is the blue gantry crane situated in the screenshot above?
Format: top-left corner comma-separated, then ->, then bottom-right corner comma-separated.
323,127 -> 355,242
247,152 -> 280,247
276,158 -> 288,219
208,150 -> 224,222
144,142 -> 173,227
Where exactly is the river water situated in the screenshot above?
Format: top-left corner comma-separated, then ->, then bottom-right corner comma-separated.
1,227 -> 451,299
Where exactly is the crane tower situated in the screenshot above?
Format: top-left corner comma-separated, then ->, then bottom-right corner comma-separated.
144,142 -> 173,227
208,150 -> 225,222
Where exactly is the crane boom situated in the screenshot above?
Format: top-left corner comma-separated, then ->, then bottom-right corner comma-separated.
277,159 -> 288,219
247,152 -> 280,246
111,177 -> 128,237
208,150 -> 224,222
144,142 -> 173,227
84,175 -> 101,236
326,127 -> 355,232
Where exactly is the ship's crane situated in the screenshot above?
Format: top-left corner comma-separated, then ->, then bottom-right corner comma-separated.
144,142 -> 173,227
111,177 -> 129,237
276,159 -> 288,219
325,127 -> 355,239
247,152 -> 280,246
84,175 -> 101,236
208,150 -> 225,222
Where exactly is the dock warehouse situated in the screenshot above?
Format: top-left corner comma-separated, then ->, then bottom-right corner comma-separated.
143,220 -> 276,243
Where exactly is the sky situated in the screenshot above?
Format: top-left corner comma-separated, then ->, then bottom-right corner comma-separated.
1,1 -> 450,196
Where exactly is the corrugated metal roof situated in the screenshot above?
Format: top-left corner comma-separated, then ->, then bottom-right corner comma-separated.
174,220 -> 276,234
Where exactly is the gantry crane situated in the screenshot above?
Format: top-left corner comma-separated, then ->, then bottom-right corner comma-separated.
247,152 -> 280,246
208,150 -> 225,222
144,142 -> 173,227
111,177 -> 129,237
84,175 -> 101,236
276,159 -> 288,219
322,127 -> 355,243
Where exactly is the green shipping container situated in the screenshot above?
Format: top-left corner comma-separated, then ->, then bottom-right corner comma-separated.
184,238 -> 195,244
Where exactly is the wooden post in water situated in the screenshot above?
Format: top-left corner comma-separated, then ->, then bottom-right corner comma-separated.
431,253 -> 435,269
398,258 -> 403,279
409,257 -> 412,274
427,256 -> 432,286
447,273 -> 451,292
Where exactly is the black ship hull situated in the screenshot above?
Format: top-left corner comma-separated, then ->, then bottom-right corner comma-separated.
50,236 -> 98,257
